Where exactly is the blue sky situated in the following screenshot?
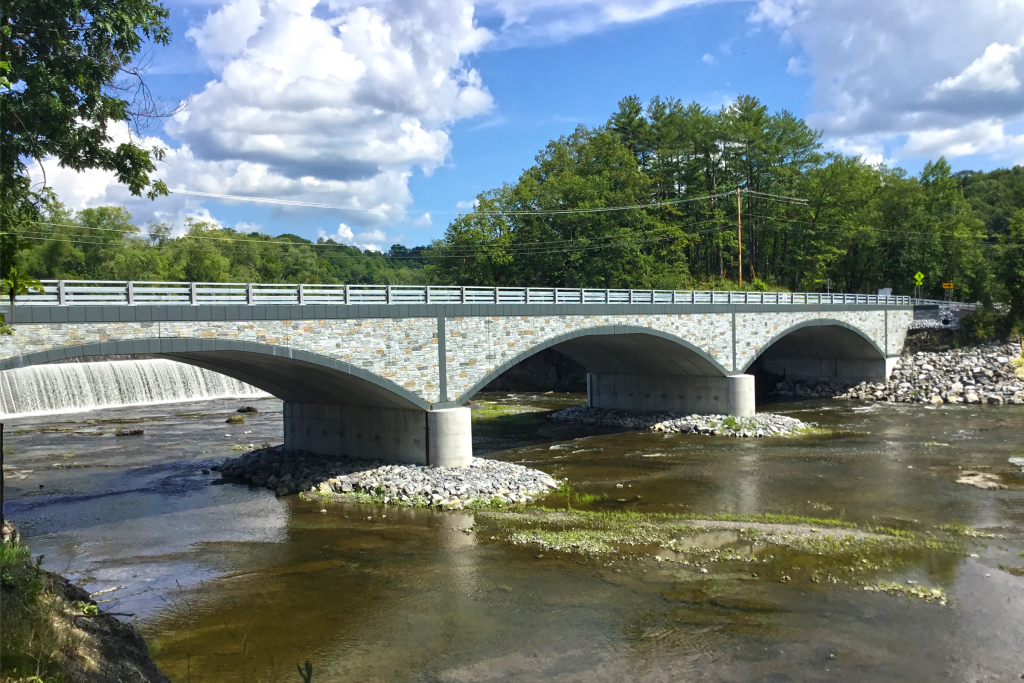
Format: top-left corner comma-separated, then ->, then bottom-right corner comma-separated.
33,0 -> 1024,250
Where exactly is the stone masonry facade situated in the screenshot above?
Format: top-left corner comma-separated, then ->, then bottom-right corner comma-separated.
0,306 -> 911,407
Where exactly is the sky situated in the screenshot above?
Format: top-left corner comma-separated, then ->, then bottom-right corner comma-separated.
29,0 -> 1024,251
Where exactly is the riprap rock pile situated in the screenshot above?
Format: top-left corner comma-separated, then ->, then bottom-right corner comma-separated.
835,343 -> 1024,405
550,405 -> 812,437
219,445 -> 559,507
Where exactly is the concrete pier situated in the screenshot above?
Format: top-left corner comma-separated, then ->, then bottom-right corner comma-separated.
587,373 -> 756,417
283,403 -> 473,467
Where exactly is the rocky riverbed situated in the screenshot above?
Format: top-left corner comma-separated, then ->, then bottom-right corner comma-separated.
549,405 -> 814,437
219,445 -> 560,507
767,341 -> 1024,404
834,342 -> 1024,405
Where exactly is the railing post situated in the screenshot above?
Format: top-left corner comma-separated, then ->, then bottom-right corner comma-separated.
189,282 -> 197,305
298,284 -> 305,306
460,286 -> 465,304
127,281 -> 135,305
246,283 -> 254,305
628,289 -> 634,304
385,285 -> 391,305
57,280 -> 66,306
425,286 -> 430,304
525,287 -> 530,304
344,284 -> 349,305
493,286 -> 499,304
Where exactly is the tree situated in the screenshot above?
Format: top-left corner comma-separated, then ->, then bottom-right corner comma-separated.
1,0 -> 173,278
1001,211 -> 1024,326
1,265 -> 43,324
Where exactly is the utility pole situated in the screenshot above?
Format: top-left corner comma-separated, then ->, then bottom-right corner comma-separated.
737,187 -> 743,288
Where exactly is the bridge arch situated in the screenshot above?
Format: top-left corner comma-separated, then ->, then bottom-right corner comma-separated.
0,339 -> 430,411
742,318 -> 890,388
456,325 -> 731,405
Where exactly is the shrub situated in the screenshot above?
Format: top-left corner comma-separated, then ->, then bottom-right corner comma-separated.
957,308 -> 998,344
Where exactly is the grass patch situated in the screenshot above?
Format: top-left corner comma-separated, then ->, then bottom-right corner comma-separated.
675,511 -> 857,528
999,564 -> 1024,577
862,581 -> 948,604
936,521 -> 997,538
1,541 -> 74,682
470,401 -> 548,420
475,507 -> 966,591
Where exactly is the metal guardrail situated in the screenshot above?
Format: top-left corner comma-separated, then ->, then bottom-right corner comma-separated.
3,280 -> 928,307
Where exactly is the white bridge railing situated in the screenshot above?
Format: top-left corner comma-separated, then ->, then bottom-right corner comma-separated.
7,280 -> 922,307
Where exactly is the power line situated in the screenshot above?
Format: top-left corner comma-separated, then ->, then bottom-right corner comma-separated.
166,188 -> 742,216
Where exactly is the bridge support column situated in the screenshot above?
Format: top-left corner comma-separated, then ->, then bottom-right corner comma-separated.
428,407 -> 473,468
587,374 -> 755,417
282,403 -> 474,467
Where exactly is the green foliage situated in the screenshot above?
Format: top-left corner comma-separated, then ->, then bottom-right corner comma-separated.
1,0 -> 173,281
958,308 -> 999,344
430,95 -> 1004,302
2,266 -> 45,322
0,541 -> 71,682
12,209 -> 431,285
71,600 -> 98,616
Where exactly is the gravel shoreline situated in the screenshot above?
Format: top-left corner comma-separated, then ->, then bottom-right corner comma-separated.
835,342 -> 1024,405
768,342 -> 1024,404
549,405 -> 814,437
219,445 -> 559,507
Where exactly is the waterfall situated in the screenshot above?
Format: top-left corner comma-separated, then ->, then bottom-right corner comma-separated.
0,359 -> 270,418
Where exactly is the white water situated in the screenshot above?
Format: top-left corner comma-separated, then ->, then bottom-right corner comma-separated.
0,359 -> 270,418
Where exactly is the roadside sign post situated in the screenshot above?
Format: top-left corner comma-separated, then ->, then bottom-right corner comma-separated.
914,272 -> 925,301
942,282 -> 954,301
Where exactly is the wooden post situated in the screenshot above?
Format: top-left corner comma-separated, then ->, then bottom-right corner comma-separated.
737,187 -> 743,288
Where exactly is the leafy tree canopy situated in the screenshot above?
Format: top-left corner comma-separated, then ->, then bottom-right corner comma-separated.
1,0 -> 172,276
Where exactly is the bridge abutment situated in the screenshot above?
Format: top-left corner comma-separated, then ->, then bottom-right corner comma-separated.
587,374 -> 756,417
282,403 -> 473,467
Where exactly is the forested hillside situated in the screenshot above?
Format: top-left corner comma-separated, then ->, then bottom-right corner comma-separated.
7,95 -> 1023,321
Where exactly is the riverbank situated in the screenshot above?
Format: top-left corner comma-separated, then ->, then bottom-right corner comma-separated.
549,405 -> 816,436
0,539 -> 168,682
220,445 -> 560,506
766,340 -> 1024,404
835,341 -> 1024,404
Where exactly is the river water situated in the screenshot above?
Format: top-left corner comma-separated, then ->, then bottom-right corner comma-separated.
3,393 -> 1023,682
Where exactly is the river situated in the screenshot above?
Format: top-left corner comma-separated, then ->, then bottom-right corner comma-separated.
3,390 -> 1023,682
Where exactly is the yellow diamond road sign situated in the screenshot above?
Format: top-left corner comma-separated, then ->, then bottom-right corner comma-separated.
914,272 -> 924,286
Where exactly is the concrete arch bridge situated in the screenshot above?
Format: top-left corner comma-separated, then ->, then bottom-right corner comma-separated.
0,282 -> 916,467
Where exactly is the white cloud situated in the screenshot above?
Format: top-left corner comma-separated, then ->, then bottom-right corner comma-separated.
234,221 -> 263,233
479,0 -> 715,46
455,199 -> 478,209
412,212 -> 433,228
932,40 -> 1023,95
317,222 -> 389,251
751,0 -> 1024,161
35,0 -> 494,232
702,53 -> 715,64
